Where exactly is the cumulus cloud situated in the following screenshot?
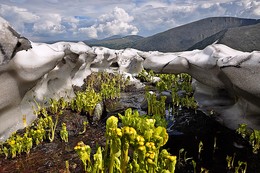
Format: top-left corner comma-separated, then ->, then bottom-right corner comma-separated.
79,7 -> 139,39
132,0 -> 260,36
79,26 -> 98,38
0,4 -> 39,34
33,13 -> 66,35
0,0 -> 259,41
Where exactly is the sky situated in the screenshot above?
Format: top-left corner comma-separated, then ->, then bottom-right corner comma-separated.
0,0 -> 259,42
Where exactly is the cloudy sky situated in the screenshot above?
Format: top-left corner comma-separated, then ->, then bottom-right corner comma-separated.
1,0 -> 259,42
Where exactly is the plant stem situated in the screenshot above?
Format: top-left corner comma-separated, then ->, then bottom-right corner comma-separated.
121,141 -> 129,173
49,114 -> 59,142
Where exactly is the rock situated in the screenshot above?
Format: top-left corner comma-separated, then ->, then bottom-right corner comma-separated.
93,102 -> 104,122
0,17 -> 31,65
105,91 -> 146,114
141,44 -> 260,130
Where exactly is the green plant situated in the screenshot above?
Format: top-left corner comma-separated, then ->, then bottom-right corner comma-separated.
235,161 -> 247,173
198,141 -> 203,160
236,123 -> 260,154
49,98 -> 60,114
72,108 -> 176,173
139,70 -> 197,112
60,123 -> 69,142
93,147 -> 103,173
226,153 -> 247,173
236,123 -> 250,138
70,88 -> 102,116
48,110 -> 62,142
158,149 -> 177,173
65,160 -> 70,173
86,71 -> 129,100
105,115 -> 122,173
249,129 -> 260,154
177,148 -> 193,167
226,154 -> 235,170
1,98 -> 68,158
1,131 -> 33,159
74,141 -> 92,172
137,69 -> 155,83
192,160 -> 197,173
79,121 -> 89,135
145,91 -> 167,116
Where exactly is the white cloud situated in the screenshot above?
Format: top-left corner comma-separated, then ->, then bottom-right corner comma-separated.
0,4 -> 39,34
99,6 -> 134,23
33,13 -> 66,35
79,7 -> 138,39
79,26 -> 98,38
0,0 -> 259,41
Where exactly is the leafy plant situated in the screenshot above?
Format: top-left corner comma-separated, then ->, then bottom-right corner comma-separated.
226,153 -> 247,173
79,121 -> 89,135
73,108 -> 176,173
74,141 -> 92,172
60,123 -> 69,142
85,71 -> 129,100
70,88 -> 102,116
236,123 -> 260,154
137,69 -> 155,83
145,91 -> 167,116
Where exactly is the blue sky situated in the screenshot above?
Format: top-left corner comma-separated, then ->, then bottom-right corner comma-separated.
0,0 -> 259,42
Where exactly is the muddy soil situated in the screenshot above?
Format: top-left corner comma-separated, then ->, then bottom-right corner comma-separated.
0,97 -> 259,173
0,111 -> 107,173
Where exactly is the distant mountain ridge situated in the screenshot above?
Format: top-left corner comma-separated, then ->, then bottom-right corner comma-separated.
84,35 -> 144,49
85,17 -> 260,52
132,17 -> 260,52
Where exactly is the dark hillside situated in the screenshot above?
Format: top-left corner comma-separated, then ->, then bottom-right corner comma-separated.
189,23 -> 260,52
132,17 -> 260,52
84,35 -> 144,49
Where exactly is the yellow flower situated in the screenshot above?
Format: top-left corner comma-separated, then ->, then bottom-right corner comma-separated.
138,145 -> 146,151
149,151 -> 155,159
167,155 -> 177,162
9,140 -> 15,145
116,128 -> 122,137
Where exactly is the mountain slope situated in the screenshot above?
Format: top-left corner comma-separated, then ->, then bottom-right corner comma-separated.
132,17 -> 260,52
84,35 -> 144,49
189,23 -> 260,52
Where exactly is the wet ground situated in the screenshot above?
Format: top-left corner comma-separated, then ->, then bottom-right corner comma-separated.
0,111 -> 107,173
167,108 -> 260,173
0,94 -> 259,173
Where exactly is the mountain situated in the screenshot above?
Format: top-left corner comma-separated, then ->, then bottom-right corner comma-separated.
84,35 -> 144,49
189,23 -> 260,52
131,17 -> 260,52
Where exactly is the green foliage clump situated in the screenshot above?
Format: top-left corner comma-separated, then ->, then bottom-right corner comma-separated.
0,132 -> 33,158
138,69 -> 197,110
74,108 -> 177,173
155,73 -> 176,92
170,73 -> 197,109
0,98 -> 71,158
86,71 -> 129,100
226,154 -> 247,173
70,88 -> 102,116
236,123 -> 260,154
145,91 -> 168,127
146,91 -> 167,116
138,69 -> 155,83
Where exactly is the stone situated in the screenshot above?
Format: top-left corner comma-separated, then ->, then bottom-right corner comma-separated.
0,17 -> 31,65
